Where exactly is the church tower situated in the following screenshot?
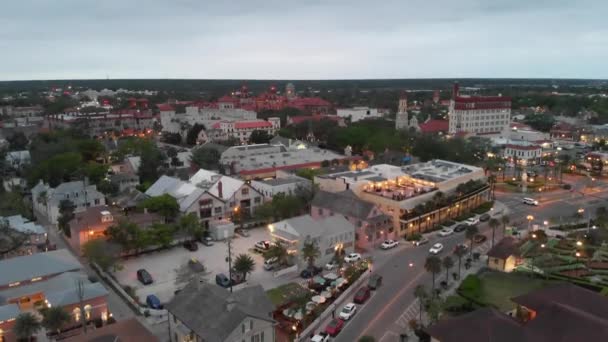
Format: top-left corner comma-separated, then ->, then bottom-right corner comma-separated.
395,92 -> 409,130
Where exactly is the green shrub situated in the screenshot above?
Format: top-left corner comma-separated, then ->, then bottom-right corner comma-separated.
407,233 -> 422,241
443,295 -> 475,314
458,275 -> 482,302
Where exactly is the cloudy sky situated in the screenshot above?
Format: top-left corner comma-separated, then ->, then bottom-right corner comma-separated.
2,0 -> 607,80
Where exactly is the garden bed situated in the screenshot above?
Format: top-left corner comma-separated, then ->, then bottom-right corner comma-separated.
266,282 -> 310,307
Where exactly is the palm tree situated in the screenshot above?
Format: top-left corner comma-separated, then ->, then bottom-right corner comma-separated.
442,256 -> 454,283
488,174 -> 497,200
413,285 -> 428,323
424,256 -> 442,294
233,254 -> 255,281
13,312 -> 41,342
301,240 -> 320,269
267,243 -> 289,266
488,218 -> 500,247
453,244 -> 467,280
501,215 -> 510,238
465,225 -> 479,257
41,306 -> 71,336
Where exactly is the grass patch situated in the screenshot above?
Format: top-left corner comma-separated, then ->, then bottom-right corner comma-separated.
476,271 -> 553,311
266,282 -> 308,306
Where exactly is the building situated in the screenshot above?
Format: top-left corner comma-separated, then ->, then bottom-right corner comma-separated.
395,93 -> 418,130
549,122 -> 579,141
286,114 -> 345,127
47,110 -> 155,137
418,119 -> 449,135
159,105 -> 257,134
269,215 -> 356,269
503,142 -> 542,165
311,190 -> 392,249
0,105 -> 44,117
448,83 -> 511,137
31,180 -> 106,224
250,173 -> 311,199
109,173 -> 139,193
4,151 -> 31,170
208,118 -> 281,143
166,281 -> 275,342
427,283 -> 608,342
315,161 -> 488,236
63,318 -> 158,342
487,237 -> 521,272
0,250 -> 110,342
66,206 -> 161,253
0,215 -> 47,259
220,143 -> 353,179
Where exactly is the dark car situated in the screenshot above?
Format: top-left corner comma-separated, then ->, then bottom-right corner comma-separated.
216,273 -> 231,288
454,224 -> 468,232
473,234 -> 487,244
200,236 -> 214,246
324,319 -> 345,337
300,266 -> 322,279
368,274 -> 383,290
353,286 -> 371,304
146,294 -> 162,309
137,269 -> 153,285
183,240 -> 198,251
479,213 -> 491,222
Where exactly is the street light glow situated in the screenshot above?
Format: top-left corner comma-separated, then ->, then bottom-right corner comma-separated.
541,244 -> 545,248
527,215 -> 534,221
576,241 -> 583,246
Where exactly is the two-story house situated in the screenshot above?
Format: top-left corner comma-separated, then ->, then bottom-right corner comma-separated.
166,281 -> 275,342
31,180 -> 106,224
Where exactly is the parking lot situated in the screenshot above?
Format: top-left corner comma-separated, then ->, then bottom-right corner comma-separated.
114,227 -> 298,303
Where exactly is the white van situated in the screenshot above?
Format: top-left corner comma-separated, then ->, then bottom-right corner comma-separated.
263,257 -> 279,271
522,198 -> 539,206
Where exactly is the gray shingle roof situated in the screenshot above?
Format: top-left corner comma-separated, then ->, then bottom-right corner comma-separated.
45,282 -> 108,307
0,249 -> 82,286
165,281 -> 274,342
311,190 -> 375,220
0,303 -> 20,321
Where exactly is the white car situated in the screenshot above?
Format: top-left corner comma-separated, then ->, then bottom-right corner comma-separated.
413,237 -> 430,246
311,332 -> 331,342
339,303 -> 357,320
325,260 -> 339,270
381,240 -> 399,249
522,197 -> 539,206
429,243 -> 444,254
439,228 -> 454,237
263,257 -> 279,271
344,253 -> 362,263
465,217 -> 479,226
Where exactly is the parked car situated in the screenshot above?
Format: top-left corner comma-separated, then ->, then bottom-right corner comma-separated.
255,240 -> 272,251
413,237 -> 429,246
325,319 -> 345,337
479,213 -> 491,222
311,332 -> 331,342
353,286 -> 371,304
300,266 -> 322,279
454,224 -> 468,232
263,257 -> 279,271
368,274 -> 383,290
339,303 -> 357,320
523,197 -> 539,206
137,269 -> 153,285
200,236 -> 214,246
465,217 -> 479,226
439,228 -> 454,237
473,234 -> 487,244
183,240 -> 198,251
453,243 -> 468,253
146,294 -> 162,309
215,273 -> 231,288
344,253 -> 362,263
325,260 -> 339,270
429,243 -> 444,255
381,240 -> 399,249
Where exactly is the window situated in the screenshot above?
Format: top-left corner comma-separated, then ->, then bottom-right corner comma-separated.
318,208 -> 323,215
94,198 -> 100,205
254,197 -> 261,204
242,188 -> 249,195
214,207 -> 222,214
250,320 -> 253,330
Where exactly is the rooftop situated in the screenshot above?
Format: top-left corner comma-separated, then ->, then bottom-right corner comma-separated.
487,237 -> 520,259
271,215 -> 355,242
63,318 -> 159,342
0,249 -> 82,287
312,190 -> 379,221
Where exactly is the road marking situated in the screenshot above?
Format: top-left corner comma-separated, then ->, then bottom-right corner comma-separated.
379,331 -> 399,342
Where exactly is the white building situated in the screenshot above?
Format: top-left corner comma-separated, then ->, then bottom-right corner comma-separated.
250,172 -> 311,200
448,83 -> 511,137
159,105 -> 257,134
207,118 -> 280,143
337,107 -> 383,122
503,142 -> 542,165
31,180 -> 106,224
5,150 -> 31,169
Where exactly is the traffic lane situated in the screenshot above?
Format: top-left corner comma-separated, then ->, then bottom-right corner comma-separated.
334,232 -> 473,341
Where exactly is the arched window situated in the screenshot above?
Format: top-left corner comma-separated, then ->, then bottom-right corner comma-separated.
73,307 -> 81,322
84,304 -> 92,320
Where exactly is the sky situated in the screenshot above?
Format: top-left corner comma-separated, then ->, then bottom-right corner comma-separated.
2,0 -> 607,81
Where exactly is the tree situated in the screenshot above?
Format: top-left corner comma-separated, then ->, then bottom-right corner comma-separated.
266,243 -> 289,266
7,132 -> 28,150
177,212 -> 202,241
57,199 -> 75,238
424,256 -> 442,294
141,194 -> 179,222
82,239 -> 121,271
105,219 -> 147,253
442,256 -> 454,283
97,179 -> 119,196
41,306 -> 71,335
13,312 -> 41,342
137,141 -> 164,184
301,240 -> 320,268
488,218 -> 500,248
190,147 -> 221,170
148,223 -> 175,249
233,254 -> 255,281
249,130 -> 272,144
186,123 -> 205,146
413,285 -> 428,323
501,215 -> 510,237
453,244 -> 467,280
427,296 -> 444,324
465,225 -> 479,257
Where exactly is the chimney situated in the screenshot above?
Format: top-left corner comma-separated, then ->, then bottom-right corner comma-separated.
217,180 -> 223,199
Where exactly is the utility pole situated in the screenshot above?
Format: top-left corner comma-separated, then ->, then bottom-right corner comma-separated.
226,238 -> 233,293
76,279 -> 87,334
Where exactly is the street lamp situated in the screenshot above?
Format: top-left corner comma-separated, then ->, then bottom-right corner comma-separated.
576,240 -> 583,247
527,215 -> 534,232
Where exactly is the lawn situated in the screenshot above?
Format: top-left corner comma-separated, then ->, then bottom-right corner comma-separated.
266,282 -> 309,306
477,271 -> 553,311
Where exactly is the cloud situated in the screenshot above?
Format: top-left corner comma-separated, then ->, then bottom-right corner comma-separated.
1,0 -> 607,80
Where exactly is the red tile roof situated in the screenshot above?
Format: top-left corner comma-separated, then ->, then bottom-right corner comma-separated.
454,96 -> 511,110
157,104 -> 174,111
419,119 -> 449,133
235,121 -> 272,129
218,96 -> 237,103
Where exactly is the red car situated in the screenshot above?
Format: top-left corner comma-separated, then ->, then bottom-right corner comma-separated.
353,286 -> 371,304
324,319 -> 345,337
